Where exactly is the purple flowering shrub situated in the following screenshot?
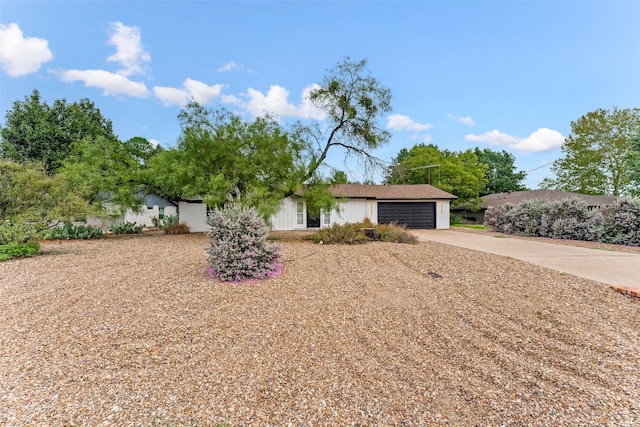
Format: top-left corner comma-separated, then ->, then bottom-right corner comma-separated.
484,196 -> 640,246
205,203 -> 282,282
598,198 -> 640,246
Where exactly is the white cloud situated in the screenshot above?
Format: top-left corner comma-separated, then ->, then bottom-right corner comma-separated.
457,116 -> 474,126
217,60 -> 253,73
386,114 -> 433,132
465,129 -> 520,146
448,114 -> 474,126
153,85 -> 189,106
223,84 -> 326,120
465,128 -> 565,153
153,78 -> 224,107
0,23 -> 53,77
510,128 -> 565,153
106,22 -> 150,77
60,69 -> 148,97
148,139 -> 160,148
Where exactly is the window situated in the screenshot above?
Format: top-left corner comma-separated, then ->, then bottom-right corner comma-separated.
323,210 -> 330,226
296,202 -> 304,225
158,207 -> 165,219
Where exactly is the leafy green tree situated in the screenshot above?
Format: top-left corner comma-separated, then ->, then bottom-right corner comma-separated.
146,105 -> 305,218
60,136 -> 161,214
628,129 -> 640,197
0,159 -> 89,243
329,170 -> 350,184
0,89 -> 117,173
385,144 -> 488,208
297,57 -> 391,177
473,147 -> 527,195
548,107 -> 640,196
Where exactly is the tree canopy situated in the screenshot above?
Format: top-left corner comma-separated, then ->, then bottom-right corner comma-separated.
146,105 -> 306,218
546,107 -> 640,196
385,144 -> 488,208
473,147 -> 527,195
0,89 -> 117,174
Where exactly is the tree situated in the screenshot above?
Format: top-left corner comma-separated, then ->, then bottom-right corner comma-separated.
473,147 -> 527,195
628,129 -> 640,197
60,136 -> 162,214
329,170 -> 350,184
385,144 -> 488,208
296,57 -> 392,180
0,89 -> 118,174
146,105 -> 305,218
0,159 -> 89,243
548,107 -> 640,196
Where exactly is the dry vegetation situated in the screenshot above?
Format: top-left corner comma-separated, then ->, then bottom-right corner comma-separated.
1,233 -> 638,426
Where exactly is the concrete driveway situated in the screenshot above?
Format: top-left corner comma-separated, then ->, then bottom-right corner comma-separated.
414,230 -> 640,290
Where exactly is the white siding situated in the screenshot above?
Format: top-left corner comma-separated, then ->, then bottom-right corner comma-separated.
269,198 -> 299,231
179,202 -> 209,232
124,205 -> 177,227
331,199 -> 372,225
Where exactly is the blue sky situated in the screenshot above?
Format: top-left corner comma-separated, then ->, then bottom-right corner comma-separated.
1,1 -> 638,186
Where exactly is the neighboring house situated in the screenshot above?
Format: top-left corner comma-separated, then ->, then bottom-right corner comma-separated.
180,184 -> 457,232
452,189 -> 618,224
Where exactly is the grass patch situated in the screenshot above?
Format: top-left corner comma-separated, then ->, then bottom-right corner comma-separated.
493,235 -> 510,239
454,224 -> 490,230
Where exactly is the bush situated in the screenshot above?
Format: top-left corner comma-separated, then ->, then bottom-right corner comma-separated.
41,222 -> 104,240
152,214 -> 179,230
165,223 -> 190,234
109,221 -> 144,234
598,198 -> 640,246
0,241 -> 40,261
308,221 -> 417,244
205,203 -> 282,282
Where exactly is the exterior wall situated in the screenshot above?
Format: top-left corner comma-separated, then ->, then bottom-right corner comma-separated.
124,205 -> 177,227
179,202 -> 208,232
435,200 -> 451,229
269,198 -> 300,230
331,199 -> 374,225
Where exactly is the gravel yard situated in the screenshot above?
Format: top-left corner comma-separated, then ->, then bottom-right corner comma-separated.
1,233 -> 638,426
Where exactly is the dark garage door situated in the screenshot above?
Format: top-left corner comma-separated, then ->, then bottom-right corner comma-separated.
378,202 -> 436,229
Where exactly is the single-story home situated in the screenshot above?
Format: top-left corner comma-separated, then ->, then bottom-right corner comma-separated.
452,189 -> 619,224
179,183 -> 457,232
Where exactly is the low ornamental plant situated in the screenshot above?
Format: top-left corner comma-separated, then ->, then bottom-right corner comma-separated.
0,241 -> 40,262
205,203 -> 282,282
109,221 -> 144,234
308,221 -> 417,244
41,222 -> 104,240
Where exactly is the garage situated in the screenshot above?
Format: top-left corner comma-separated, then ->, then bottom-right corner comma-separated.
378,202 -> 436,229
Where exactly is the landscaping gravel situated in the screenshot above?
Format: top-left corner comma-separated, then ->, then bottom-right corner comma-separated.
1,233 -> 638,426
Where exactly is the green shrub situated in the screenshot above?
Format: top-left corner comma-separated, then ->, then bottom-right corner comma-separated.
109,221 -> 144,234
152,214 -> 179,229
206,203 -> 282,282
308,221 -> 417,244
0,241 -> 40,261
41,222 -> 104,240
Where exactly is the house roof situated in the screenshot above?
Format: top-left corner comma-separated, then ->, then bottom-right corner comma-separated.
479,189 -> 618,209
328,184 -> 457,200
143,194 -> 177,208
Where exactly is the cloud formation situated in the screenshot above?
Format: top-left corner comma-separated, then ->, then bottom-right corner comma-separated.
448,114 -> 474,126
217,60 -> 252,73
106,22 -> 150,77
60,69 -> 149,97
223,84 -> 327,120
153,78 -> 224,106
465,128 -> 565,153
0,23 -> 53,77
386,114 -> 433,132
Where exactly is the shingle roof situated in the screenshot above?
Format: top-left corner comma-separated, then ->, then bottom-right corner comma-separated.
480,190 -> 618,209
328,184 -> 457,200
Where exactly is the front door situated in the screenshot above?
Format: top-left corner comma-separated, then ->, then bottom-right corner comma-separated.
306,210 -> 321,228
